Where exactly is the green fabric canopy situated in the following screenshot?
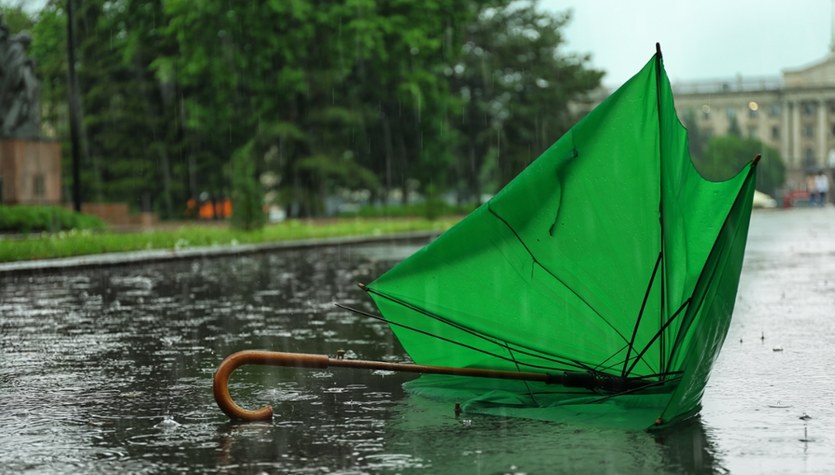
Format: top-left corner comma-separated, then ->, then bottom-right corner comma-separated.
366,48 -> 757,429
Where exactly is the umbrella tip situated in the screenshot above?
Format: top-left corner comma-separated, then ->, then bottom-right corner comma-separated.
357,282 -> 368,292
656,42 -> 662,57
752,154 -> 762,167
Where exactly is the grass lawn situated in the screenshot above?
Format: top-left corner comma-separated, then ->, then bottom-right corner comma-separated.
0,217 -> 460,263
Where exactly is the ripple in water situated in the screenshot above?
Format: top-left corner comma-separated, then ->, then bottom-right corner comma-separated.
153,415 -> 182,430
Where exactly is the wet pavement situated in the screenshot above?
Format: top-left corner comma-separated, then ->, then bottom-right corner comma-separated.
700,207 -> 835,474
0,208 -> 833,474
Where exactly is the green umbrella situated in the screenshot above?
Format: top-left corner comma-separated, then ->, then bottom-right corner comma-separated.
364,44 -> 758,429
214,45 -> 758,430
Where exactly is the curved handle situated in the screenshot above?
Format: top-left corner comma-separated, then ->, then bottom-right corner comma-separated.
213,350 -> 329,421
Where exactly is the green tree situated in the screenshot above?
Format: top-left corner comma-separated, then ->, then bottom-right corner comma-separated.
19,0 -> 608,219
344,0 -> 475,206
26,0 -> 186,217
681,109 -> 708,162
449,1 -> 603,202
698,135 -> 785,195
161,0 -> 387,217
0,4 -> 34,34
727,115 -> 742,137
25,4 -> 66,137
230,142 -> 265,230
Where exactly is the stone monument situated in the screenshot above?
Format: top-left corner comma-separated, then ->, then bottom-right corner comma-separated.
0,14 -> 61,205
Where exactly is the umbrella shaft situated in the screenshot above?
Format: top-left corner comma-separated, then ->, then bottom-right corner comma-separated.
213,350 -> 645,421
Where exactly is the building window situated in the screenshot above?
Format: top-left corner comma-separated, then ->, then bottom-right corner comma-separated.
726,107 -> 736,119
831,124 -> 835,137
804,125 -> 815,138
772,126 -> 780,140
33,174 -> 45,197
804,148 -> 816,168
802,102 -> 816,115
770,103 -> 782,116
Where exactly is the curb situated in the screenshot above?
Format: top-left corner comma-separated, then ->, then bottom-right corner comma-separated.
0,231 -> 439,276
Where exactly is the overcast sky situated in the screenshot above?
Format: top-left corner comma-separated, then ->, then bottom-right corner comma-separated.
541,0 -> 834,87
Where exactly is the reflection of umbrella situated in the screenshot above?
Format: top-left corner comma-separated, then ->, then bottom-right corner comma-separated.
214,45 -> 758,430
382,395 -> 718,473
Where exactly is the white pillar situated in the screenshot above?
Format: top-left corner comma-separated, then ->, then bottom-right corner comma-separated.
792,100 -> 802,167
781,99 -> 792,165
819,99 -> 827,168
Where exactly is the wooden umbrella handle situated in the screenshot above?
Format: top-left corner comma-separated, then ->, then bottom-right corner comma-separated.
213,350 -> 646,422
213,350 -> 329,421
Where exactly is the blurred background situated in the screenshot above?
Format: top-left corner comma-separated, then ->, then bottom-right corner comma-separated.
3,0 -> 834,225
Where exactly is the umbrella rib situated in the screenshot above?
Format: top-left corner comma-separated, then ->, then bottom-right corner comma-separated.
596,348 -> 658,377
345,291 -> 590,373
622,252 -> 663,377
655,45 -> 669,381
583,375 -> 681,404
624,298 -> 691,377
357,290 -> 589,371
595,343 -> 628,372
638,370 -> 684,380
503,340 -> 541,406
336,303 -> 585,373
487,205 -> 632,347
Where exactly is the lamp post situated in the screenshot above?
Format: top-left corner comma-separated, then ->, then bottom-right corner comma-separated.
66,0 -> 82,212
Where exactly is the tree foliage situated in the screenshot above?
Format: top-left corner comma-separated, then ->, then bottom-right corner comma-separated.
697,135 -> 785,195
450,2 -> 603,203
5,0 -> 603,218
230,142 -> 265,231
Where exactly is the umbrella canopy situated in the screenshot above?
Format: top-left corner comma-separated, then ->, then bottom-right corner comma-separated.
365,47 -> 757,429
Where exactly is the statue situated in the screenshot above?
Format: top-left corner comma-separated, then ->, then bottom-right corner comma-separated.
0,14 -> 59,207
0,14 -> 41,139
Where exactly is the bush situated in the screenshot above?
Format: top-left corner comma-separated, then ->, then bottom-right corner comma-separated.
0,205 -> 106,233
230,143 -> 266,231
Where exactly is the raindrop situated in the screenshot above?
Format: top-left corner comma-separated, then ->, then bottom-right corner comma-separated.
154,415 -> 181,429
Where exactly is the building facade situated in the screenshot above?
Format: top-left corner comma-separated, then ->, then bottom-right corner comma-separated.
674,54 -> 835,191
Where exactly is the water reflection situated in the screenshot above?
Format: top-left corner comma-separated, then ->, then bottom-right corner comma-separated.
0,236 -> 746,474
382,394 -> 719,474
